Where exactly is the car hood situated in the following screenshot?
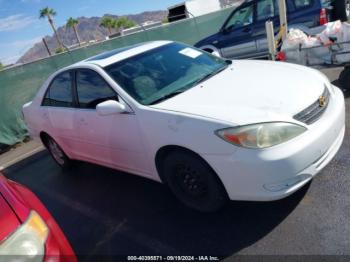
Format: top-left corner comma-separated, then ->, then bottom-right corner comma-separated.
151,60 -> 329,125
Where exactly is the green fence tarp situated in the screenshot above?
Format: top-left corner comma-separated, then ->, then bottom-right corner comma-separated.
0,7 -> 233,145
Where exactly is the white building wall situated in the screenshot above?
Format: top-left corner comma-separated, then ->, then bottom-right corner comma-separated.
185,0 -> 221,17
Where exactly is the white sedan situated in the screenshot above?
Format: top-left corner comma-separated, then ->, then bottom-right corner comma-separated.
23,41 -> 345,212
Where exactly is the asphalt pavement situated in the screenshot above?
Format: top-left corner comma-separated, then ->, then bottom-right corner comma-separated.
1,67 -> 350,260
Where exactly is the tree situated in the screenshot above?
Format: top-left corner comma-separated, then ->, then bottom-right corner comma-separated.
66,17 -> 81,46
0,62 -> 3,71
162,17 -> 169,24
100,16 -> 114,35
55,47 -> 65,54
39,7 -> 63,49
113,17 -> 136,32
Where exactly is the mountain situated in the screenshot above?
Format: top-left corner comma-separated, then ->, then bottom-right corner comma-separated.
17,1 -> 241,64
17,11 -> 167,64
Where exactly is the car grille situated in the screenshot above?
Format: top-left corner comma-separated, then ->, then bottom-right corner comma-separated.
293,87 -> 330,125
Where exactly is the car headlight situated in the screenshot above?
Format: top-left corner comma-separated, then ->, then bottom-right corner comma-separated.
215,122 -> 307,149
0,211 -> 49,261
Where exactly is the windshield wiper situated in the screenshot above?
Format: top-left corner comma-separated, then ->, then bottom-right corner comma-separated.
149,89 -> 185,105
193,64 -> 229,86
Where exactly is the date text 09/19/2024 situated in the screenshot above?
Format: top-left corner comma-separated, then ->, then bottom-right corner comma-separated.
127,256 -> 219,261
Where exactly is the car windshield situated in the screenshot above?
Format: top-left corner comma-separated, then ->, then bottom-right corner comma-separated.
104,42 -> 229,105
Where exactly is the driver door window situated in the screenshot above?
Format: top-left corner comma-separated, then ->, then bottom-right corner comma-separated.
76,69 -> 118,109
225,5 -> 254,30
257,0 -> 276,20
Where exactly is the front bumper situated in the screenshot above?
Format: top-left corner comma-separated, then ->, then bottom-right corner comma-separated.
203,86 -> 346,201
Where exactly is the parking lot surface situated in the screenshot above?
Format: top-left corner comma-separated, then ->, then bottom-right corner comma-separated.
2,68 -> 350,259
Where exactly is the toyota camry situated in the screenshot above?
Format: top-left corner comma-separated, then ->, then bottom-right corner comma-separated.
23,41 -> 345,212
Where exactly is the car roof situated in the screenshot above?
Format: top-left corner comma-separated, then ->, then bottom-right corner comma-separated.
75,40 -> 173,68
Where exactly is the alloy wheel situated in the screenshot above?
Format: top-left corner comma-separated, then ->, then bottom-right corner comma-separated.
48,139 -> 65,165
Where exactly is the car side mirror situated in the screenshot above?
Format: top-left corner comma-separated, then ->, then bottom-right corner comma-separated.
96,100 -> 126,116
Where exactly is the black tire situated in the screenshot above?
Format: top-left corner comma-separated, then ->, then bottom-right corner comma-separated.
162,151 -> 228,212
339,66 -> 350,90
332,0 -> 350,21
45,136 -> 72,170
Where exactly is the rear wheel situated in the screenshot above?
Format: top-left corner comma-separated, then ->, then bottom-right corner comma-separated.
332,0 -> 350,21
162,151 -> 228,212
45,136 -> 72,170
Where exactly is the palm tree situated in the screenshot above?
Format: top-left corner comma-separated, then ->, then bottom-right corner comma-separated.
100,16 -> 114,35
111,19 -> 118,32
113,17 -> 136,32
66,17 -> 81,46
117,17 -> 136,29
39,7 -> 63,49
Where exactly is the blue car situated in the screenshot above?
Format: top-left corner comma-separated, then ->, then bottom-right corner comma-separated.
195,0 -> 349,59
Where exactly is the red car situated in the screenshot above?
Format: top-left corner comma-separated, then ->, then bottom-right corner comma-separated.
0,174 -> 76,262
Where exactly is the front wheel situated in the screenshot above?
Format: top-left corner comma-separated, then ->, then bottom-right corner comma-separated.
162,151 -> 228,212
45,136 -> 72,170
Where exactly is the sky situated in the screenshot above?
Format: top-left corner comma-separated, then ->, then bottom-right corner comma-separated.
0,0 -> 181,65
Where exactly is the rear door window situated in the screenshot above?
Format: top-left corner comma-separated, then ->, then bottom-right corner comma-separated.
76,69 -> 118,109
43,72 -> 73,107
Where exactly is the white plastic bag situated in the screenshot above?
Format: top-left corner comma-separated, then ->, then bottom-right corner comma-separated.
284,49 -> 306,65
318,20 -> 343,45
300,36 -> 330,65
302,37 -> 321,48
333,23 -> 350,64
308,46 -> 332,65
342,22 -> 350,42
281,28 -> 308,51
334,42 -> 350,64
281,29 -> 308,64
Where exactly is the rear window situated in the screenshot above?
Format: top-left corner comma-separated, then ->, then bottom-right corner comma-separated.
293,0 -> 313,9
42,72 -> 73,107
